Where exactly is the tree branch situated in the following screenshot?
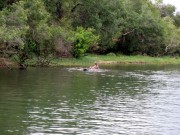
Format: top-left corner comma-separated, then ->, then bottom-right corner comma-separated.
122,29 -> 136,36
71,3 -> 83,12
3,44 -> 12,70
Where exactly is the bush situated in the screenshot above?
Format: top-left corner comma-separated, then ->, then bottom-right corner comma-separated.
72,27 -> 99,58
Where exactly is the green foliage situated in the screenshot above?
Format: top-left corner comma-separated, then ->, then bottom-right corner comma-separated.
72,0 -> 125,49
162,17 -> 180,56
72,27 -> 99,58
174,12 -> 180,27
0,0 -> 19,11
0,0 -> 55,66
155,0 -> 176,18
0,1 -> 29,49
0,0 -> 179,67
113,0 -> 166,56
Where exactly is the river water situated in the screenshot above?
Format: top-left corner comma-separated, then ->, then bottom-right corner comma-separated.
0,65 -> 180,135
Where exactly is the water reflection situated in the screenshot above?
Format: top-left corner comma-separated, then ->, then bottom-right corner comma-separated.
0,66 -> 180,134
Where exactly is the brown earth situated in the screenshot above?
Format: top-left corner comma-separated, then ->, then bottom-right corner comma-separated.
98,61 -> 147,65
0,58 -> 17,68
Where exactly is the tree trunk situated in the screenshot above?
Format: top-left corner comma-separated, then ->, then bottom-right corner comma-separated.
56,0 -> 62,19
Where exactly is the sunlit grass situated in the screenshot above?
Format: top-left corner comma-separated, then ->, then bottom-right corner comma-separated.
50,54 -> 180,67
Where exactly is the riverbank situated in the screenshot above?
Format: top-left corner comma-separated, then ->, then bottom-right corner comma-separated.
0,58 -> 17,68
1,55 -> 180,68
49,55 -> 180,67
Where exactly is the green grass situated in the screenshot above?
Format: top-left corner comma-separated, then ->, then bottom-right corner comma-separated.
50,54 -> 180,67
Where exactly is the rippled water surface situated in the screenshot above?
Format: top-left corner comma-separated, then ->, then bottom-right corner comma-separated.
0,65 -> 180,135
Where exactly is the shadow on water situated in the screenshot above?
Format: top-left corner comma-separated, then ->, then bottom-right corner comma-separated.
0,65 -> 180,134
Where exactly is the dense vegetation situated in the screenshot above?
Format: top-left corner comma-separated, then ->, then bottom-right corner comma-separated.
0,0 -> 179,68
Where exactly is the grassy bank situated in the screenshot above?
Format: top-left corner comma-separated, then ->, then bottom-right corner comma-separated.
49,55 -> 180,67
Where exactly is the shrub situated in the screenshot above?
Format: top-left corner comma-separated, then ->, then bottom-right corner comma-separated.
72,27 -> 99,58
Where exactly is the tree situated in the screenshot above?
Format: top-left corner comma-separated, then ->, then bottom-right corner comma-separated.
71,0 -> 126,52
174,12 -> 180,27
163,17 -> 180,56
113,0 -> 166,56
155,0 -> 176,17
0,0 -> 58,68
0,1 -> 29,68
0,0 -> 19,10
71,27 -> 99,58
0,0 -> 179,68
